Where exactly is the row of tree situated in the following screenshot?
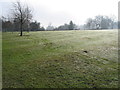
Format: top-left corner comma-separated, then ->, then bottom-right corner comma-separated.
1,1 -> 118,36
2,16 -> 76,31
2,18 -> 45,32
45,15 -> 118,31
46,21 -> 77,31
84,15 -> 117,30
2,15 -> 117,32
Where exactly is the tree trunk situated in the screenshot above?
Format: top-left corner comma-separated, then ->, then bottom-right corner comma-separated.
20,29 -> 22,36
20,23 -> 22,36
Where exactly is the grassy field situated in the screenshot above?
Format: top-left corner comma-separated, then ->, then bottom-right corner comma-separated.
2,30 -> 118,88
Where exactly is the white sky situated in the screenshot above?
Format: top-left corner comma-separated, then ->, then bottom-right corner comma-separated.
0,0 -> 119,27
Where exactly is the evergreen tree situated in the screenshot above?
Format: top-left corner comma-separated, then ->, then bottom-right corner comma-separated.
69,21 -> 74,30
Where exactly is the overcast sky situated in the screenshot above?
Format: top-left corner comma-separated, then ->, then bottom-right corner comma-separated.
0,0 -> 119,27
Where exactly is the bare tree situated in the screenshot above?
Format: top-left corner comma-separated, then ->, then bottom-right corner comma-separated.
12,1 -> 32,36
86,18 -> 93,29
109,15 -> 116,29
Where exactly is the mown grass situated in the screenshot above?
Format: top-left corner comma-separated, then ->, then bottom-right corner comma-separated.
2,30 -> 118,88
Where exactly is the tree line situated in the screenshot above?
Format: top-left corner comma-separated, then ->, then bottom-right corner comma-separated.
84,15 -> 117,30
1,1 -> 118,36
2,15 -> 118,32
46,21 -> 76,31
2,18 -> 45,32
46,15 -> 118,31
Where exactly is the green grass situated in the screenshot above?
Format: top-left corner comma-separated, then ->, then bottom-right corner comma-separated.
2,30 -> 118,88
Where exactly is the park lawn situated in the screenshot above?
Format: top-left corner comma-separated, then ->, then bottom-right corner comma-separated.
2,30 -> 118,88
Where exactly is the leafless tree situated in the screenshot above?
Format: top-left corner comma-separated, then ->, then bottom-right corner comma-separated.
12,1 -> 32,36
86,18 -> 93,29
109,15 -> 116,29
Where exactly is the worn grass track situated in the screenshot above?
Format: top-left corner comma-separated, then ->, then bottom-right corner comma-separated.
2,30 -> 118,88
